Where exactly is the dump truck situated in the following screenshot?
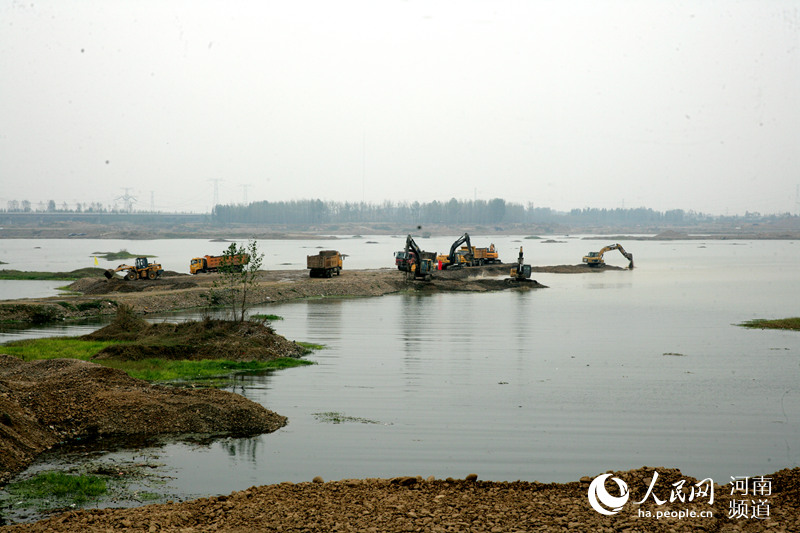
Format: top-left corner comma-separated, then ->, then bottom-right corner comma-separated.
190,254 -> 250,274
104,257 -> 163,280
307,250 -> 344,278
461,243 -> 500,265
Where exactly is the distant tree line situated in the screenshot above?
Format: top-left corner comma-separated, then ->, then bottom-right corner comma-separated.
213,198 -> 525,225
5,199 -> 115,213
212,198 -> 764,227
3,197 -> 795,227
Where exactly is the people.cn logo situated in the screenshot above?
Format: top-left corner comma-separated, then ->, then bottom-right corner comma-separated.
587,474 -> 630,515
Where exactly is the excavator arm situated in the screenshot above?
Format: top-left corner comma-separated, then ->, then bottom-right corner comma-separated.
613,244 -> 634,269
447,233 -> 473,266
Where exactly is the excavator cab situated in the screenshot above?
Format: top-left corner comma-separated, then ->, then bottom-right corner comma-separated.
509,247 -> 532,281
413,258 -> 432,277
135,257 -> 149,269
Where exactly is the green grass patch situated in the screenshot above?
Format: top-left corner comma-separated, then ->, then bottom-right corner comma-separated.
100,357 -> 313,382
93,250 -> 154,261
251,314 -> 283,321
5,472 -> 107,504
296,341 -> 325,351
739,317 -> 800,331
0,338 -> 121,361
0,338 -> 314,383
0,268 -> 106,281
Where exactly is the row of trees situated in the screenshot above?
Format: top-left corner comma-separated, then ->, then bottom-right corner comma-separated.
5,200 -> 112,213
5,197 -> 793,226
212,199 -> 716,226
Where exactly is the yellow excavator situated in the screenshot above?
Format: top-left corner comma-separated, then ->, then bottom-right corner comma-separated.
401,234 -> 434,281
582,243 -> 634,269
509,246 -> 532,281
436,233 -> 474,269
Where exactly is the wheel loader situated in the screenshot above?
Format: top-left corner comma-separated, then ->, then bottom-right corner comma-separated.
104,257 -> 163,280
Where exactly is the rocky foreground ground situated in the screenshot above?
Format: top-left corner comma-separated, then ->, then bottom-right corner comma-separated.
2,466 -> 798,532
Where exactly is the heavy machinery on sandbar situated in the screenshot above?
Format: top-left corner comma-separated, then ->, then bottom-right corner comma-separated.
398,235 -> 434,281
465,243 -> 501,265
190,253 -> 250,274
104,257 -> 163,280
436,233 -> 475,269
509,247 -> 533,281
307,250 -> 344,278
582,243 -> 634,269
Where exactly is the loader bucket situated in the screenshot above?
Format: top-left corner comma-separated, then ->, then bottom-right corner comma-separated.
104,269 -> 114,279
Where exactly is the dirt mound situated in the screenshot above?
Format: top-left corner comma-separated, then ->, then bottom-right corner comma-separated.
654,229 -> 691,239
82,310 -> 306,362
74,274 -> 198,295
0,355 -> 287,485
431,263 -> 510,280
4,467 -> 798,532
532,264 -> 627,273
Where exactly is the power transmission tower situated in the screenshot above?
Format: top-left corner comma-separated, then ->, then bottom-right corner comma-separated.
209,178 -> 223,208
115,188 -> 137,212
240,183 -> 251,205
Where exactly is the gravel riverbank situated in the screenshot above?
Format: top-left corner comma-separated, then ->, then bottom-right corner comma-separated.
2,466 -> 798,532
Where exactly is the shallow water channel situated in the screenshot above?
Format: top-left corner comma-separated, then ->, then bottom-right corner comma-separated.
1,237 -> 799,520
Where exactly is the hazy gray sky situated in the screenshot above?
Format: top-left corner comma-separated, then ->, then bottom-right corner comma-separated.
1,1 -> 798,215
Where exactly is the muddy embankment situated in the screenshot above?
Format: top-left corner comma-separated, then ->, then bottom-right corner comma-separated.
0,354 -> 287,486
0,264 -> 582,323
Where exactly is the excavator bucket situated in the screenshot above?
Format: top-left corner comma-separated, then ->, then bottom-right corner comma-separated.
104,269 -> 115,279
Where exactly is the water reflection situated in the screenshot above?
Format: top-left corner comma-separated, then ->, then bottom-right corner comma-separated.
219,436 -> 263,463
305,298 -> 343,345
0,317 -> 110,343
399,293 -> 432,357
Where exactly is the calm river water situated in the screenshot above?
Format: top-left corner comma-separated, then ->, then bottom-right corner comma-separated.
0,236 -> 799,507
